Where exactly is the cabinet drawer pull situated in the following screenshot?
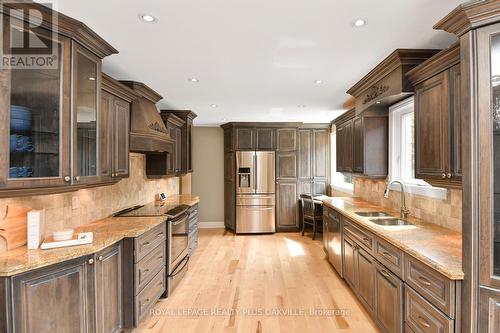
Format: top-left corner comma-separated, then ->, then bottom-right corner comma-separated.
381,251 -> 392,259
98,256 -> 103,261
142,241 -> 151,246
380,270 -> 390,278
88,258 -> 94,265
417,316 -> 431,328
441,173 -> 446,179
417,275 -> 432,286
362,237 -> 371,243
447,173 -> 452,179
158,256 -> 163,260
143,268 -> 150,273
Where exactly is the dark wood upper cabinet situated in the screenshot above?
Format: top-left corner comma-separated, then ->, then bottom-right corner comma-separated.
277,128 -> 297,151
334,109 -> 387,177
256,128 -> 275,150
0,3 -> 118,197
407,44 -> 461,188
235,127 -> 255,150
159,110 -> 197,174
101,74 -> 135,180
298,130 -> 312,179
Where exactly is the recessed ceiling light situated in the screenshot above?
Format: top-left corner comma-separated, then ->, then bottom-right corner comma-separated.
352,18 -> 367,27
188,78 -> 199,83
88,77 -> 95,81
139,14 -> 157,23
210,104 -> 218,108
315,80 -> 323,84
376,101 -> 381,104
222,118 -> 227,121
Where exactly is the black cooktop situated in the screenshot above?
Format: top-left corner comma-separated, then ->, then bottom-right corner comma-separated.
113,202 -> 189,219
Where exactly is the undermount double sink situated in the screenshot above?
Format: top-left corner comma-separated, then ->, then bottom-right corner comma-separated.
354,211 -> 414,227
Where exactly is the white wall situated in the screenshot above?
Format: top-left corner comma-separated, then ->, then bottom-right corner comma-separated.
191,127 -> 225,228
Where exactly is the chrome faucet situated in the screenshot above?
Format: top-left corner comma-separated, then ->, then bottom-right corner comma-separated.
383,180 -> 410,219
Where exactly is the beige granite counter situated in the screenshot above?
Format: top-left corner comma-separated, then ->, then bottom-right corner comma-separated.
0,194 -> 199,277
322,197 -> 463,280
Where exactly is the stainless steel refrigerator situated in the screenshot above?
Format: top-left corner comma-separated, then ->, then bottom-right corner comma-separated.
235,151 -> 275,233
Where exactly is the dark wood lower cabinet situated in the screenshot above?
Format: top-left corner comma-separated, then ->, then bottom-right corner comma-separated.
0,242 -> 125,333
276,181 -> 298,231
343,236 -> 357,289
357,247 -> 376,314
95,242 -> 123,333
375,262 -> 404,333
224,180 -> 236,231
479,286 -> 500,333
11,255 -> 96,333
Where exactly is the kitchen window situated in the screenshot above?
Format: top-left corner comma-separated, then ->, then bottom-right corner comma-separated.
330,129 -> 354,194
388,97 -> 446,199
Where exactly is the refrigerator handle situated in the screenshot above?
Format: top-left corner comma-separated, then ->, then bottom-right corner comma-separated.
254,152 -> 257,192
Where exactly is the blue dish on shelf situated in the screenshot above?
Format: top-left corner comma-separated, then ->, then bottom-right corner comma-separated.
9,167 -> 34,178
9,135 -> 34,152
10,105 -> 33,132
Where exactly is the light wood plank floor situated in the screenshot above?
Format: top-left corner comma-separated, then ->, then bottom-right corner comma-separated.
135,229 -> 380,333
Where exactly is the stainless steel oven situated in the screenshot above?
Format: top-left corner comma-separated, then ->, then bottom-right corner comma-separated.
167,211 -> 190,296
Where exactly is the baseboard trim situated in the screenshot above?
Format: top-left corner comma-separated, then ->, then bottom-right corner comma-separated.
199,221 -> 225,229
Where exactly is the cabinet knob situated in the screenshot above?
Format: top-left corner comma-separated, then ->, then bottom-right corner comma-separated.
441,173 -> 446,179
112,173 -> 116,177
447,173 -> 452,179
74,176 -> 80,182
98,256 -> 103,261
64,176 -> 71,182
88,258 -> 94,265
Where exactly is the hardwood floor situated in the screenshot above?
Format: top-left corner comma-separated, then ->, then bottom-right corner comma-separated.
135,229 -> 380,333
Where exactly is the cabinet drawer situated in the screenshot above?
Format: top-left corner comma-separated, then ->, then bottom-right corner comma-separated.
135,243 -> 166,294
343,220 -> 374,254
135,268 -> 166,324
405,286 -> 453,333
375,238 -> 404,279
404,256 -> 455,317
134,223 -> 166,263
324,207 -> 340,223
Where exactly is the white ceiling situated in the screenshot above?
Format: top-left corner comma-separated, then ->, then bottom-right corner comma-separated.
54,0 -> 463,126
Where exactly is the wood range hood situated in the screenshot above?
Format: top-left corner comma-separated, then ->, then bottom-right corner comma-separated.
120,81 -> 173,153
347,49 -> 440,114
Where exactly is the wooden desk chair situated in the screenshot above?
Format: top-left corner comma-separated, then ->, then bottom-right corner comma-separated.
300,194 -> 323,240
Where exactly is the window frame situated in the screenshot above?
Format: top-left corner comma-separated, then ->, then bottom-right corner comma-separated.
388,97 -> 447,199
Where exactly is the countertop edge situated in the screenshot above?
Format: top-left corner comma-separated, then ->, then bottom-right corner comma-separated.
322,199 -> 464,281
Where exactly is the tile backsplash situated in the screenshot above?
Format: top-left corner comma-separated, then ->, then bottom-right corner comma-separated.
353,178 -> 462,232
0,153 -> 179,245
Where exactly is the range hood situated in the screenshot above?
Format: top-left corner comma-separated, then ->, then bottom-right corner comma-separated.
120,81 -> 173,153
347,49 -> 440,114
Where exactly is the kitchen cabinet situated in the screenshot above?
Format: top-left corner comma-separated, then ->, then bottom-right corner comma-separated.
342,235 -> 376,314
100,74 -> 135,181
235,127 -> 255,150
298,126 -> 330,195
407,45 -> 461,188
0,242 -> 125,333
277,152 -> 297,179
123,222 -> 167,328
0,2 -> 117,197
9,255 -> 96,333
188,204 -> 199,255
224,152 -> 236,231
334,109 -> 388,177
479,287 -> 500,333
164,111 -> 197,174
276,128 -> 297,151
95,242 -> 123,333
160,113 -> 185,175
375,262 -> 404,333
276,181 -> 298,231
256,128 -> 275,150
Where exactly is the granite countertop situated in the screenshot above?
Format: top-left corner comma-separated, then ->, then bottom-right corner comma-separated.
0,195 -> 199,277
322,197 -> 463,280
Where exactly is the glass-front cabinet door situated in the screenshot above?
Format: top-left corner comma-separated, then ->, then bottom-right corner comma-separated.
0,15 -> 71,189
72,43 -> 101,184
480,22 -> 500,289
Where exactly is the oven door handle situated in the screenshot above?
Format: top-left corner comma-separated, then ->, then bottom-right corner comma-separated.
170,256 -> 190,279
171,212 -> 188,225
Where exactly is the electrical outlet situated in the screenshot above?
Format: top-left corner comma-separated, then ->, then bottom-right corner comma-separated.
72,196 -> 79,210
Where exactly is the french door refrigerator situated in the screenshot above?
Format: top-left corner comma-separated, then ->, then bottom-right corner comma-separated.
235,151 -> 275,233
